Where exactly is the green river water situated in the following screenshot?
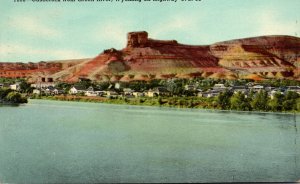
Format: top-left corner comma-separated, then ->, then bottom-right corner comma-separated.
0,99 -> 299,183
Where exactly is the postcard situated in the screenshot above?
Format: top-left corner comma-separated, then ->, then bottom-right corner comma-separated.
0,0 -> 299,183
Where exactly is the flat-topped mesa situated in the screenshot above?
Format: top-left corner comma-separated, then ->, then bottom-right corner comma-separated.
127,31 -> 149,48
126,31 -> 178,49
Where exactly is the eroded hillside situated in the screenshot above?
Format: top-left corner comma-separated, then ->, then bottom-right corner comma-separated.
1,31 -> 299,82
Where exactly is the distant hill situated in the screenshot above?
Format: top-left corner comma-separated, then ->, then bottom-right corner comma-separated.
1,31 -> 300,83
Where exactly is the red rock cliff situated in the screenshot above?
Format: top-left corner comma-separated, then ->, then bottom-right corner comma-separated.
1,31 -> 300,82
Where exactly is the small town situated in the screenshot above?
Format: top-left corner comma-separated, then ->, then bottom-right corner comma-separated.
1,77 -> 299,98
1,77 -> 300,112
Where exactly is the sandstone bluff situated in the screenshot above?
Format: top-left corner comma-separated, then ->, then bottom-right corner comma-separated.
1,31 -> 300,83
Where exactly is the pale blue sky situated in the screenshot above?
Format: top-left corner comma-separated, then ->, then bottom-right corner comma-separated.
0,0 -> 299,62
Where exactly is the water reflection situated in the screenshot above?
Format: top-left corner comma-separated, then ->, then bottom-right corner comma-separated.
0,103 -> 20,107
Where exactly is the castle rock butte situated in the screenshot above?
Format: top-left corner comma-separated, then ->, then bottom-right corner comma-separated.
1,31 -> 300,83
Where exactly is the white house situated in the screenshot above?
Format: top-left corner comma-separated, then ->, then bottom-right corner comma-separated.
33,89 -> 41,95
146,87 -> 170,97
84,86 -> 104,97
53,89 -> 63,95
85,91 -> 98,97
69,86 -> 86,95
123,88 -> 134,95
45,86 -> 55,95
198,90 -> 221,98
10,83 -> 20,91
212,84 -> 227,91
106,91 -> 118,98
251,85 -> 264,92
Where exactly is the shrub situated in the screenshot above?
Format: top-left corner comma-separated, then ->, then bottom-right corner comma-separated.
5,92 -> 27,103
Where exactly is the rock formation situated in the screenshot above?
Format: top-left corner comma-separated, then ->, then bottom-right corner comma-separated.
1,31 -> 299,82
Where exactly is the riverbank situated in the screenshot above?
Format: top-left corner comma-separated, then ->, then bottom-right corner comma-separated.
35,95 -> 214,109
33,95 -> 300,113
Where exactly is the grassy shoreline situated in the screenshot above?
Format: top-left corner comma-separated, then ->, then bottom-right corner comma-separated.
32,95 -> 300,114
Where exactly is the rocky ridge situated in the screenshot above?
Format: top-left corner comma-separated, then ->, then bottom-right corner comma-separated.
1,31 -> 299,82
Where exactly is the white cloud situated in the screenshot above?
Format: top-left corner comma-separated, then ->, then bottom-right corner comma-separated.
0,43 -> 88,61
256,10 -> 298,36
8,16 -> 61,38
147,14 -> 215,45
92,21 -> 131,49
151,15 -> 197,38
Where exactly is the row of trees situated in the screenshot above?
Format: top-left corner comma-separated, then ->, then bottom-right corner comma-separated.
217,90 -> 300,112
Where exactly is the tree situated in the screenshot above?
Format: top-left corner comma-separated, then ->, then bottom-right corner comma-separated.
285,91 -> 299,101
0,88 -> 13,99
282,91 -> 299,111
5,92 -> 27,103
97,82 -> 110,91
166,80 -> 177,96
217,90 -> 233,110
268,92 -> 284,111
19,80 -> 31,93
282,100 -> 295,111
230,92 -> 251,111
148,79 -> 162,89
251,90 -> 269,111
75,80 -> 92,89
